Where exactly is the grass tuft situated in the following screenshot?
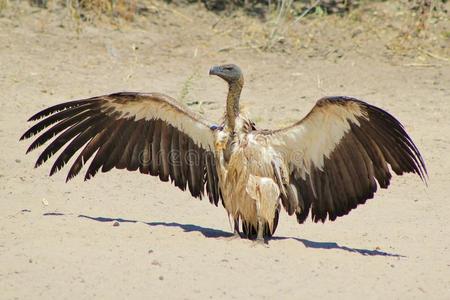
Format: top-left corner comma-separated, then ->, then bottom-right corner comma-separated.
0,0 -> 8,11
179,70 -> 200,105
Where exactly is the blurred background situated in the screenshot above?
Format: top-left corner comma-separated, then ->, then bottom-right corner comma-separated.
1,0 -> 448,59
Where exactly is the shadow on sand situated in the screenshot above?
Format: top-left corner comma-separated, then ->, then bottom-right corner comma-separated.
272,236 -> 404,257
77,214 -> 233,238
45,213 -> 404,257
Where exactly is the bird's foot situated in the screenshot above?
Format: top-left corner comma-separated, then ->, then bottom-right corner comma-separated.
252,237 -> 269,248
254,219 -> 268,246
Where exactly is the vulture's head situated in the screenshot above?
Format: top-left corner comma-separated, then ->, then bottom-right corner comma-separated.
209,64 -> 243,84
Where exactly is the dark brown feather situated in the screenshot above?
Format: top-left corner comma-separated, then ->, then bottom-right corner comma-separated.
25,108 -> 96,152
159,123 -> 171,182
35,114 -> 104,168
129,122 -> 149,172
27,99 -> 96,122
66,123 -> 115,181
150,121 -> 161,176
102,121 -> 137,172
22,93 -> 222,215
50,116 -> 109,176
84,119 -> 126,180
116,120 -> 145,170
285,96 -> 426,224
178,132 -> 189,190
21,103 -> 98,142
205,152 -> 215,204
187,139 -> 201,198
169,129 -> 182,188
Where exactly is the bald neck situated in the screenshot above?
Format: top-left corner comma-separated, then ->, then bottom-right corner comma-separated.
226,76 -> 243,132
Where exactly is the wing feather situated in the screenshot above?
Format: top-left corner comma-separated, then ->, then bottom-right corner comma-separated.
102,121 -> 137,172
150,120 -> 161,176
50,116 -> 109,176
27,99 -> 97,122
66,120 -> 117,181
169,129 -> 182,187
35,113 -> 103,167
178,132 -> 189,189
265,96 -> 426,223
21,92 -> 222,206
159,123 -> 171,181
116,120 -> 145,170
21,103 -> 98,143
86,119 -> 127,179
129,121 -> 149,172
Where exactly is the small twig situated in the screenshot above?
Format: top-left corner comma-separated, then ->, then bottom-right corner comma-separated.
316,74 -> 327,93
418,48 -> 450,62
292,0 -> 321,25
125,43 -> 138,81
267,0 -> 321,48
152,1 -> 193,22
403,63 -> 438,68
211,17 -> 222,29
179,70 -> 199,103
168,7 -> 193,22
267,0 -> 294,48
218,43 -> 261,53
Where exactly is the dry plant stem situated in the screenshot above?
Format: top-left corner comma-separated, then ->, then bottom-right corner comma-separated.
267,0 -> 294,48
267,0 -> 321,49
419,48 -> 450,62
292,0 -> 321,25
278,0 -> 321,39
0,0 -> 8,11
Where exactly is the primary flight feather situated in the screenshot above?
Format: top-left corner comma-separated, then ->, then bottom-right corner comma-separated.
21,64 -> 427,241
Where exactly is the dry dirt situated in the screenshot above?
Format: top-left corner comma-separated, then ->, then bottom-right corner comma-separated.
1,1 -> 450,299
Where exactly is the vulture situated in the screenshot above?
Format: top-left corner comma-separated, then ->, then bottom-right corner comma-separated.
20,64 -> 427,241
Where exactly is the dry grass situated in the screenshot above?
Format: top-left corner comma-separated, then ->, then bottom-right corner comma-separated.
385,0 -> 449,59
25,0 -> 141,21
2,0 -> 448,61
0,0 -> 8,11
178,70 -> 199,104
75,0 -> 139,20
213,0 -> 449,62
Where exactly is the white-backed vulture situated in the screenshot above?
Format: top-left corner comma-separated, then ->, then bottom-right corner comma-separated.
20,64 -> 427,241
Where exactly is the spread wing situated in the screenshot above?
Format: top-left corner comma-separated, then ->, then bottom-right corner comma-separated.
263,96 -> 427,223
20,92 -> 221,205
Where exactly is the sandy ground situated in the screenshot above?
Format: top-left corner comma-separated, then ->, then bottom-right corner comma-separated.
1,1 -> 450,299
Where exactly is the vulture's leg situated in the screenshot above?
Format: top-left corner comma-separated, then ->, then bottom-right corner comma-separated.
255,199 -> 267,244
233,218 -> 241,238
227,214 -> 241,239
256,218 -> 264,242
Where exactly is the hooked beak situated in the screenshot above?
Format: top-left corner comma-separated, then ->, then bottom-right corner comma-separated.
209,65 -> 222,76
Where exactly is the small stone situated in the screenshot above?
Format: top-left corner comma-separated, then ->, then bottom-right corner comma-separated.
151,260 -> 161,266
158,275 -> 164,281
113,221 -> 120,227
148,250 -> 154,254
